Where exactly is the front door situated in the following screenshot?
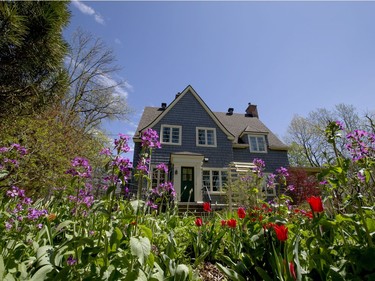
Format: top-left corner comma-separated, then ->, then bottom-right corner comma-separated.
181,167 -> 194,202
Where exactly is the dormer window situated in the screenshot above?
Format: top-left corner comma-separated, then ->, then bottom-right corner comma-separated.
248,135 -> 267,153
196,127 -> 217,147
161,125 -> 182,145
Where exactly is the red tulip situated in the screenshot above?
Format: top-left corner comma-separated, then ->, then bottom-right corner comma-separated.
203,202 -> 211,212
237,207 -> 246,219
221,220 -> 227,227
307,196 -> 324,213
227,218 -> 237,228
273,224 -> 288,241
195,218 -> 203,227
289,261 -> 297,280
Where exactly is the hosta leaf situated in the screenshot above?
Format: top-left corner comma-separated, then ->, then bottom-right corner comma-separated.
30,265 -> 53,281
130,236 -> 151,266
216,263 -> 246,281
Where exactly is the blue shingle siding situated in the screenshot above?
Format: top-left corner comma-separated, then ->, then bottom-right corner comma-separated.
233,148 -> 289,173
148,91 -> 234,168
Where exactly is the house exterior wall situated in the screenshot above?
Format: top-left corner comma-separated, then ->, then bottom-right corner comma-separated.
138,91 -> 234,168
132,87 -> 289,202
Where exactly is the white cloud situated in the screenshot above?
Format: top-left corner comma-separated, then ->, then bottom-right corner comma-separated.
114,38 -> 122,45
71,0 -> 105,25
96,74 -> 129,98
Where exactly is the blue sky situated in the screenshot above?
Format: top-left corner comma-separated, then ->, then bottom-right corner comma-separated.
64,1 -> 375,158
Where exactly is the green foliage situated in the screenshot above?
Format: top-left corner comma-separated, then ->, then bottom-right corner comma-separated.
0,1 -> 70,117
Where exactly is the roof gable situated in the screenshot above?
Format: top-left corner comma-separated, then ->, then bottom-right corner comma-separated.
135,85 -> 235,141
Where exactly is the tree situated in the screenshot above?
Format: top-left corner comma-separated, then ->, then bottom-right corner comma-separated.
0,1 -> 70,117
61,28 -> 131,133
0,109 -> 109,197
285,104 -> 367,167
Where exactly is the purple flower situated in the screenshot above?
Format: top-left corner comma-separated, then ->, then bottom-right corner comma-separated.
156,163 -> 168,173
67,255 -> 77,266
252,158 -> 265,177
6,186 -> 25,198
266,174 -> 276,189
114,134 -> 131,153
66,157 -> 92,178
276,167 -> 289,178
27,208 -> 48,220
5,221 -> 12,230
146,201 -> 158,209
335,121 -> 345,131
141,128 -> 161,149
100,148 -> 111,156
37,223 -> 43,229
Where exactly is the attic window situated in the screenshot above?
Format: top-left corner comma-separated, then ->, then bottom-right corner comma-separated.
248,135 -> 267,153
196,127 -> 217,147
161,125 -> 182,145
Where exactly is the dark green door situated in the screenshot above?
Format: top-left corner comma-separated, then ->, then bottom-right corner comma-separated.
181,167 -> 194,202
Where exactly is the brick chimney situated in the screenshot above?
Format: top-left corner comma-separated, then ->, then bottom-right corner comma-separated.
245,103 -> 258,118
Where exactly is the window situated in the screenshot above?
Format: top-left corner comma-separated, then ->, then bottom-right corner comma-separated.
196,127 -> 216,147
161,125 -> 181,145
151,166 -> 167,188
248,135 -> 267,153
202,169 -> 227,193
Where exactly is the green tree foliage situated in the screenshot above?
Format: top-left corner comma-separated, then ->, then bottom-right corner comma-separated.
0,108 -> 109,197
0,1 -> 70,117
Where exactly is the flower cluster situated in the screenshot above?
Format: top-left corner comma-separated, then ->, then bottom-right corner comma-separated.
252,158 -> 265,178
65,157 -> 92,178
346,130 -> 375,161
0,143 -> 28,170
68,182 -> 95,212
114,133 -> 131,153
141,128 -> 161,149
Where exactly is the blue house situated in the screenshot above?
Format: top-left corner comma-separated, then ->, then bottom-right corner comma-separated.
133,85 -> 289,204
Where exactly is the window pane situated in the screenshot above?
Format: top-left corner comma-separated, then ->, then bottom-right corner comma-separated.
212,171 -> 219,191
207,129 -> 214,145
221,171 -> 227,188
163,127 -> 170,143
172,128 -> 180,143
257,137 -> 265,151
198,129 -> 206,144
250,136 -> 258,151
202,171 -> 210,188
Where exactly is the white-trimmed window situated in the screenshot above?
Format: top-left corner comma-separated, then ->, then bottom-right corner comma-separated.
161,125 -> 182,145
196,127 -> 216,147
202,169 -> 227,193
151,166 -> 167,188
248,135 -> 267,153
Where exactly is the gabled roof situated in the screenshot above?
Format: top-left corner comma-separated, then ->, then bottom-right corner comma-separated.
134,85 -> 235,141
134,86 -> 288,151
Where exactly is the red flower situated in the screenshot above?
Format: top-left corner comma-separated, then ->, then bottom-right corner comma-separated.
289,261 -> 297,280
203,202 -> 211,212
307,196 -> 324,213
221,220 -> 227,227
273,224 -> 288,241
227,218 -> 237,228
237,207 -> 246,219
195,218 -> 203,227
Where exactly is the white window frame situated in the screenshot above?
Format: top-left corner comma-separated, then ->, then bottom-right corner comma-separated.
151,165 -> 167,188
196,127 -> 217,147
161,125 -> 182,145
248,135 -> 267,153
202,168 -> 228,193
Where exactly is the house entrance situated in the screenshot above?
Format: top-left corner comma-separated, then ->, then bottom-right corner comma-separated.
181,167 -> 194,202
